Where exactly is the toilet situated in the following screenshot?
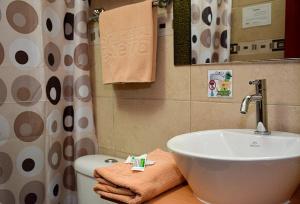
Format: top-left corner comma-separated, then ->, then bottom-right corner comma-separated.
74,154 -> 124,204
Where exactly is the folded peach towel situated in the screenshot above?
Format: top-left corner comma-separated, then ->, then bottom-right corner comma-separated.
93,149 -> 185,204
99,0 -> 157,84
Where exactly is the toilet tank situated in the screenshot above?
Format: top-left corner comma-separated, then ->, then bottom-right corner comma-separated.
74,154 -> 124,204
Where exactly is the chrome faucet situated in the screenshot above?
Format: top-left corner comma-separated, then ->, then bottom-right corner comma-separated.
240,79 -> 270,135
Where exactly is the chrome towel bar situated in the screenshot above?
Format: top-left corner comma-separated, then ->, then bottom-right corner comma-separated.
88,0 -> 170,22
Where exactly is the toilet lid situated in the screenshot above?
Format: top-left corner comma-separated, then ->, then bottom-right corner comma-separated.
74,154 -> 124,177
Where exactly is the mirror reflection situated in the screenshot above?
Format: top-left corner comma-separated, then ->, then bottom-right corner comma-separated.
189,0 -> 300,64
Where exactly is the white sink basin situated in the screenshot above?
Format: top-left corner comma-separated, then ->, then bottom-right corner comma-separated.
167,129 -> 300,204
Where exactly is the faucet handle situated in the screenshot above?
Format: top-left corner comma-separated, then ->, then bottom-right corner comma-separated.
249,79 -> 266,92
249,80 -> 261,86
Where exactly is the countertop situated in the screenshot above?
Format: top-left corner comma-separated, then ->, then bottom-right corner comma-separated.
146,184 -> 202,204
146,184 -> 300,204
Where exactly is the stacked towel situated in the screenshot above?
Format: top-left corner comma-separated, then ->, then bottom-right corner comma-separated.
99,0 -> 157,84
94,149 -> 185,204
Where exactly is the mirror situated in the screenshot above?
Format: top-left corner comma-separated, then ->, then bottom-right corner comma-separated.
173,0 -> 300,65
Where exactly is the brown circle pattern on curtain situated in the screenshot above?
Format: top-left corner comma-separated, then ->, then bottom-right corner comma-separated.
19,181 -> 45,204
64,54 -> 73,66
75,138 -> 96,159
65,0 -> 75,8
0,79 -> 7,106
191,4 -> 200,24
46,76 -> 61,105
200,29 -> 212,48
191,0 -> 231,64
75,11 -> 88,38
0,43 -> 4,65
14,111 -> 44,142
9,38 -> 41,69
75,75 -> 92,102
63,136 -> 75,161
0,152 -> 13,184
11,75 -> 42,106
0,0 -> 98,203
46,109 -> 62,136
48,174 -> 62,201
63,106 -> 74,132
0,115 -> 10,145
0,190 -> 15,204
48,141 -> 62,170
16,146 -> 44,177
6,1 -> 38,34
63,165 -> 76,191
64,12 -> 74,40
63,75 -> 74,102
74,43 -> 89,70
44,42 -> 61,71
43,7 -> 61,38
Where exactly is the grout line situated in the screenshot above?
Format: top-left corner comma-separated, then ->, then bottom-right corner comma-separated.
112,97 -> 116,156
102,97 -> 192,102
189,101 -> 300,107
95,96 -> 300,107
189,65 -> 192,132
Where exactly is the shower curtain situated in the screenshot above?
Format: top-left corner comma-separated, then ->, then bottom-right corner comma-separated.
191,0 -> 232,64
0,0 -> 98,203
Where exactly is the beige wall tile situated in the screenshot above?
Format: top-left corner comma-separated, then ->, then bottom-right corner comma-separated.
89,45 -> 114,97
99,147 -> 131,159
191,101 -> 300,134
268,105 -> 300,134
113,99 -> 190,155
94,97 -> 115,149
253,62 -> 300,106
113,36 -> 191,100
113,150 -> 132,159
98,146 -> 115,157
191,101 -> 257,131
191,62 -> 300,106
93,80 -> 114,97
89,45 -> 101,67
98,146 -> 129,159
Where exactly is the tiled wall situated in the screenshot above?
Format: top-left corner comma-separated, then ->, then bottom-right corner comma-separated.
89,0 -> 300,158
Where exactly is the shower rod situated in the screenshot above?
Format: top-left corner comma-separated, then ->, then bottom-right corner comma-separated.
88,0 -> 170,22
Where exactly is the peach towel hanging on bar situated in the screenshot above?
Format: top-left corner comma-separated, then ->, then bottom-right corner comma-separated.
99,0 -> 157,84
